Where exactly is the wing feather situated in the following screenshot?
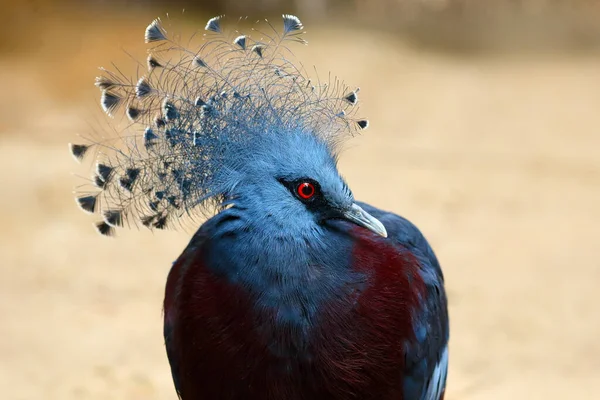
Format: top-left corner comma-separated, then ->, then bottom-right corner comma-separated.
356,202 -> 449,400
421,345 -> 448,400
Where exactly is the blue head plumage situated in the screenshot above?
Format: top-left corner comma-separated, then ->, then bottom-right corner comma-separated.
70,15 -> 373,237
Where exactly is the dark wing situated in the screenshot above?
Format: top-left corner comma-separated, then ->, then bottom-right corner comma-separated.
164,254 -> 185,399
357,202 -> 450,400
164,317 -> 182,398
163,230 -> 208,399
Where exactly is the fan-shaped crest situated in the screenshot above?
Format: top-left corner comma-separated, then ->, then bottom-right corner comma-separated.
70,15 -> 368,236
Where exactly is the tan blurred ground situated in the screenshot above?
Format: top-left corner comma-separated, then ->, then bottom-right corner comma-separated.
1,4 -> 600,400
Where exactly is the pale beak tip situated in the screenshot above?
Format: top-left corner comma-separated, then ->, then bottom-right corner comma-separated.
345,203 -> 388,239
372,219 -> 388,238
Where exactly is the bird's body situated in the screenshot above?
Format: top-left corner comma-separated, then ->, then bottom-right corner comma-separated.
70,15 -> 449,399
165,202 -> 448,399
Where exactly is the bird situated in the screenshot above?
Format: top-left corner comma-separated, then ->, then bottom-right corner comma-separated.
69,14 -> 449,400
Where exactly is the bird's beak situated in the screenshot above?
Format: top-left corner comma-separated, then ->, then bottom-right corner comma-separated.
342,203 -> 388,238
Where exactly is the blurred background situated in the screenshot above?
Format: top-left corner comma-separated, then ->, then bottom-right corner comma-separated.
2,0 -> 600,399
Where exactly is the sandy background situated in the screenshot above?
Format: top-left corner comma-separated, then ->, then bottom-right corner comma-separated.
2,1 -> 600,399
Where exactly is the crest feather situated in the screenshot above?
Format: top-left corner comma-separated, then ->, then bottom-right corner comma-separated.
145,19 -> 167,43
71,15 -> 368,236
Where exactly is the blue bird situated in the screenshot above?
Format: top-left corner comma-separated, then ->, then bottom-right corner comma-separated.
70,15 -> 449,400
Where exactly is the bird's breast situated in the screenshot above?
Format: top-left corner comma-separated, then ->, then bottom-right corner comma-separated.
164,227 -> 429,398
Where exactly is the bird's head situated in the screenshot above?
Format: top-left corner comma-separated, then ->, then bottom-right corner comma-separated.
228,131 -> 386,238
69,15 -> 384,238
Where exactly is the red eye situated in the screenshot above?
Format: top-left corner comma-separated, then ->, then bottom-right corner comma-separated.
297,182 -> 315,200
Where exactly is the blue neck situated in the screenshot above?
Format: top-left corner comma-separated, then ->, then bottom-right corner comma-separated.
203,204 -> 364,354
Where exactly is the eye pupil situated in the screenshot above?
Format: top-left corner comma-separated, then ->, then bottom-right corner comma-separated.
297,182 -> 315,200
